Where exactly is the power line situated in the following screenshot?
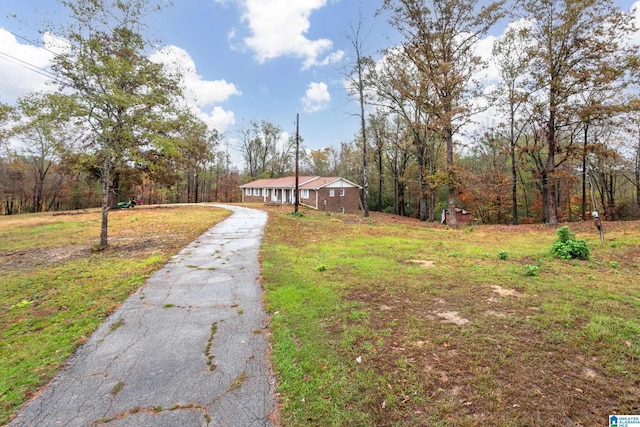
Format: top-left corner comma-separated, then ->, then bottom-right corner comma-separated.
0,26 -> 62,58
0,50 -> 67,86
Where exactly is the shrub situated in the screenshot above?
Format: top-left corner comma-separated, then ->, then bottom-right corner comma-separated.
550,226 -> 590,260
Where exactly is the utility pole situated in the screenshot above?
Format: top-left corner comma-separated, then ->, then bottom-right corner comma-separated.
295,113 -> 300,214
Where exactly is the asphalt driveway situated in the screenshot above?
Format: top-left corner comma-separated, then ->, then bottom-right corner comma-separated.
9,204 -> 276,427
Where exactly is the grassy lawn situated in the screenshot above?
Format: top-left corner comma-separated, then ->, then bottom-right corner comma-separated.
261,209 -> 640,426
0,205 -> 231,425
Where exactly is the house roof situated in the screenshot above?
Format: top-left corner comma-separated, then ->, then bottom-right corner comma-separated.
240,176 -> 318,189
241,176 -> 362,189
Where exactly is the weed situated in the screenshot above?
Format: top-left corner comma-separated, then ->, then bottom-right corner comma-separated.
524,264 -> 540,276
163,303 -> 175,308
229,372 -> 247,391
9,299 -> 33,310
205,322 -> 217,371
314,264 -> 327,272
91,243 -> 107,252
110,381 -> 124,396
109,319 -> 125,332
610,261 -> 619,269
498,251 -> 508,260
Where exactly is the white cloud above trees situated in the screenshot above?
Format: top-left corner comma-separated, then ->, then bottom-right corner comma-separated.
149,45 -> 240,132
301,81 -> 331,113
239,0 -> 344,68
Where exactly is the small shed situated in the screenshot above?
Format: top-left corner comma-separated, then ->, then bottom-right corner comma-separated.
441,208 -> 472,225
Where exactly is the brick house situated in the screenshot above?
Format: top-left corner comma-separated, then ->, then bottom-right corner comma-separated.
240,176 -> 362,214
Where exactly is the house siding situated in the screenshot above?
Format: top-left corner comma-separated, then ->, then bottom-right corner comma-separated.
318,187 -> 360,213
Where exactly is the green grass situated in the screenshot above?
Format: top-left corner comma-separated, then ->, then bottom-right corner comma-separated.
261,211 -> 640,426
0,205 -> 231,425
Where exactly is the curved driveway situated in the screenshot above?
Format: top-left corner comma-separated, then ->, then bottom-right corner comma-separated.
10,204 -> 276,427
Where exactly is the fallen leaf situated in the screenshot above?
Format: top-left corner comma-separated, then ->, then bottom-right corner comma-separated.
574,388 -> 584,393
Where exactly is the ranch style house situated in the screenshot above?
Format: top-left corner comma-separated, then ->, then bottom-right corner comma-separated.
240,176 -> 362,214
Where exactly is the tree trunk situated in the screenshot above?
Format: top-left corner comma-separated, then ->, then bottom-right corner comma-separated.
378,149 -> 383,212
100,156 -> 111,248
511,122 -> 518,225
636,139 -> 640,208
582,124 -> 588,220
100,173 -> 109,248
445,126 -> 457,227
416,142 -> 427,222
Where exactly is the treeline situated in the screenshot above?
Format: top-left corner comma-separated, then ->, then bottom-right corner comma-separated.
0,150 -> 242,215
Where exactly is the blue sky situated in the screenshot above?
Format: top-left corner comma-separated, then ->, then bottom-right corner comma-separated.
1,0 -> 639,167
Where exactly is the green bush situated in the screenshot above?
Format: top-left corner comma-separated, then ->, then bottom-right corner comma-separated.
550,226 -> 590,260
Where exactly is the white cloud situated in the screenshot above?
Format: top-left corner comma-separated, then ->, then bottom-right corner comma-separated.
240,0 -> 344,68
207,106 -> 236,133
149,45 -> 240,107
0,30 -> 58,103
149,45 -> 240,133
301,81 -> 331,113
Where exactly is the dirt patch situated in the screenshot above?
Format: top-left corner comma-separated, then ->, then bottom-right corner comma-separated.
0,235 -> 179,274
491,284 -> 525,298
0,246 -> 91,272
435,311 -> 470,326
407,259 -> 435,268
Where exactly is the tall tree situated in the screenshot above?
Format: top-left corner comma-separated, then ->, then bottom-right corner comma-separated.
491,26 -> 532,224
345,15 -> 374,217
517,0 -> 638,225
383,0 -> 505,226
50,0 -> 183,248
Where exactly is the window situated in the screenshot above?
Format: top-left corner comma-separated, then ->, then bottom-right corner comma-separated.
245,188 -> 251,196
329,189 -> 335,197
253,188 -> 260,196
339,189 -> 345,196
301,189 -> 309,199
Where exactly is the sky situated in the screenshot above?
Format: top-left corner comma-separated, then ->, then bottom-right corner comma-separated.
1,0 -> 639,168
